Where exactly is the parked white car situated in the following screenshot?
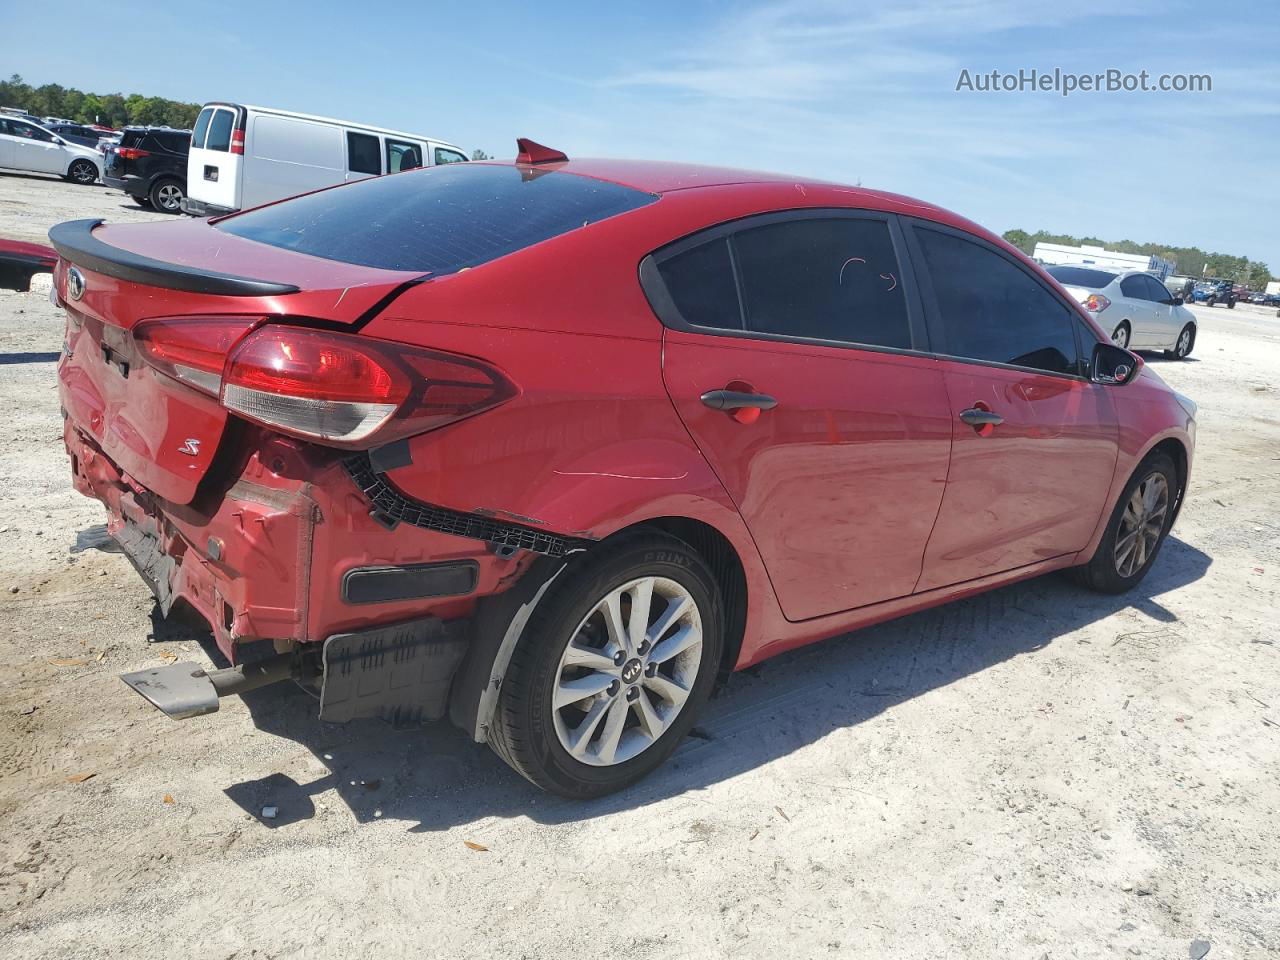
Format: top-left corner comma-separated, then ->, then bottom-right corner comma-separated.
1046,266 -> 1198,359
0,116 -> 103,185
182,102 -> 467,216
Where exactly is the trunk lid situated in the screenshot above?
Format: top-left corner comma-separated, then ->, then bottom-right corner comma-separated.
53,218 -> 422,505
1059,284 -> 1092,304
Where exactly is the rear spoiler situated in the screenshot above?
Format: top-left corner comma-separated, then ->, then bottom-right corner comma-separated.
48,219 -> 300,297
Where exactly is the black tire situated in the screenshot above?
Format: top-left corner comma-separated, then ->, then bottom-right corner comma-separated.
1071,452 -> 1179,594
488,532 -> 724,798
1164,323 -> 1195,360
1111,321 -> 1131,349
1227,298 -> 1235,309
132,195 -> 152,208
149,178 -> 185,214
66,159 -> 97,185
1206,297 -> 1216,307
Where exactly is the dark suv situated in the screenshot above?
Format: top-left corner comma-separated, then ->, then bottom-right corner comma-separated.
102,127 -> 191,213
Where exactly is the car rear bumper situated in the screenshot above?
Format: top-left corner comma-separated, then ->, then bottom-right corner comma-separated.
101,174 -> 129,191
61,417 -> 528,667
179,197 -> 235,218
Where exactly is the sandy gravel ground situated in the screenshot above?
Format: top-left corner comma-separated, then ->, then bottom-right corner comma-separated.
1,171 -> 1278,959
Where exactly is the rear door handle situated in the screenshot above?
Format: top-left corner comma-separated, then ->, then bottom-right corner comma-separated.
959,407 -> 1003,427
700,389 -> 778,411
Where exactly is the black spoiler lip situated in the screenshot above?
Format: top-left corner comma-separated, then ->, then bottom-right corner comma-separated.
48,218 -> 301,297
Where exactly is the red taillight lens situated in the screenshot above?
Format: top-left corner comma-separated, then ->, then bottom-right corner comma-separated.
221,327 -> 517,447
134,317 -> 258,394
117,147 -> 150,160
230,129 -> 245,155
1083,294 -> 1111,312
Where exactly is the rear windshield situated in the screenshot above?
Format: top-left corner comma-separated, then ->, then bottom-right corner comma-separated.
1045,266 -> 1117,288
215,163 -> 658,274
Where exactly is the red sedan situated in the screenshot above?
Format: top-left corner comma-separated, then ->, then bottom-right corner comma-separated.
49,141 -> 1195,797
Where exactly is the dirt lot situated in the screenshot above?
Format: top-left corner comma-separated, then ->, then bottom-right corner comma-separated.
1,169 -> 1278,959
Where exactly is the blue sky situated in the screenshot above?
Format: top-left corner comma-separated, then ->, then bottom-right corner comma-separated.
9,0 -> 1279,269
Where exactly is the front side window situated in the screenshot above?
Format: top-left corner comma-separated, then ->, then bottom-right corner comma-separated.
917,228 -> 1080,376
205,109 -> 233,152
346,131 -> 381,175
1120,275 -> 1152,300
192,108 -> 213,148
386,139 -> 422,173
1141,275 -> 1172,302
12,121 -> 53,142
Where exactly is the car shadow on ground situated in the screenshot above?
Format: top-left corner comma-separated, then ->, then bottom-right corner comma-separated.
157,537 -> 1210,832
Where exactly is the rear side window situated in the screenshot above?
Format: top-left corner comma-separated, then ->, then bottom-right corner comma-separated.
657,238 -> 743,331
733,218 -> 910,348
191,108 -> 212,149
346,131 -> 381,175
205,109 -> 233,152
217,163 -> 658,274
917,228 -> 1080,376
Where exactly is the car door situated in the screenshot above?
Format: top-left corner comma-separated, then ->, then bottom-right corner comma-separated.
1118,274 -> 1158,346
1142,275 -> 1179,347
904,222 -> 1120,592
8,120 -> 65,174
647,211 -> 954,622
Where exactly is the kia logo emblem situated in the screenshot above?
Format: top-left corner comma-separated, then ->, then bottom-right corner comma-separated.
621,658 -> 642,684
67,267 -> 85,301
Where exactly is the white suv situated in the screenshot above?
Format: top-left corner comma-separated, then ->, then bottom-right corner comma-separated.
0,116 -> 103,185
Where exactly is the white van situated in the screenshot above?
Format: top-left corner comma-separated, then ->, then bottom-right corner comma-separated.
181,102 -> 467,216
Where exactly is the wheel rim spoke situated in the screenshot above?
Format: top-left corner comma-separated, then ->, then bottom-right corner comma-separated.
555,672 -> 615,710
633,687 -> 665,741
647,594 -> 691,645
644,672 -> 691,708
649,623 -> 701,665
562,641 -> 617,672
627,577 -> 655,651
601,589 -> 629,653
567,697 -> 613,758
594,696 -> 630,764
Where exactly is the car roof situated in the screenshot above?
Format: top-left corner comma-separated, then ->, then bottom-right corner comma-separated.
205,102 -> 464,153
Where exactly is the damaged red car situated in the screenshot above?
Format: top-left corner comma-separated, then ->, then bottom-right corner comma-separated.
51,140 -> 1196,797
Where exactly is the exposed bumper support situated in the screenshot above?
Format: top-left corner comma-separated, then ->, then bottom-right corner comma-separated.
120,653 -> 294,720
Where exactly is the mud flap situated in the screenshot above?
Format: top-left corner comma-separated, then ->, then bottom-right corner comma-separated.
319,616 -> 468,724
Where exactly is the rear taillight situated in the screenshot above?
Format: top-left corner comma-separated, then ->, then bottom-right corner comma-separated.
222,327 -> 516,446
136,320 -> 516,447
1083,294 -> 1111,312
117,147 -> 151,160
134,317 -> 258,394
230,129 -> 245,155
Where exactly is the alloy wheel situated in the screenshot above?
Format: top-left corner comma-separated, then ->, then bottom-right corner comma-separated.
71,161 -> 95,183
551,576 -> 703,767
1112,325 -> 1129,348
1176,328 -> 1192,358
156,184 -> 182,210
1113,472 -> 1169,578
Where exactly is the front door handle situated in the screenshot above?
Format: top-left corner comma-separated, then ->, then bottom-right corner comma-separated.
700,389 -> 778,412
959,407 -> 1003,427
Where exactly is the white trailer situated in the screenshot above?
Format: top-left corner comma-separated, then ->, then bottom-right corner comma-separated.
182,102 -> 466,217
1033,242 -> 1175,280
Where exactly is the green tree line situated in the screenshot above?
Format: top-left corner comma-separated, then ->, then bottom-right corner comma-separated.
1003,228 -> 1273,288
0,74 -> 200,130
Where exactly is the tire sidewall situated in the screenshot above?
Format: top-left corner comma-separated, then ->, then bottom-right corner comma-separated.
507,537 -> 724,796
1112,322 -> 1130,348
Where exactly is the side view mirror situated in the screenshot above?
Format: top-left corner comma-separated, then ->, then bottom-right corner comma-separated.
1091,342 -> 1141,385
1171,296 -> 1183,305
